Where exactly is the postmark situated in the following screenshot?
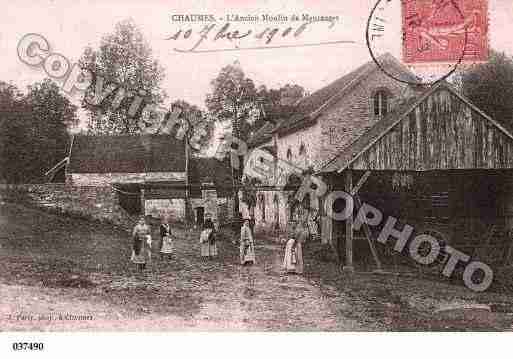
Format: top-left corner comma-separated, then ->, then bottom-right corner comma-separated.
366,0 -> 489,85
402,0 -> 489,64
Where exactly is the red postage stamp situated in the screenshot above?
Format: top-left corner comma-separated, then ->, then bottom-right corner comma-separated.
402,0 -> 489,64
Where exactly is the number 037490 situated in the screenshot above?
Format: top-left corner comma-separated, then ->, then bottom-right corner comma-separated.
12,342 -> 44,351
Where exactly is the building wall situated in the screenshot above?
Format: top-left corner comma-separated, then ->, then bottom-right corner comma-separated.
69,172 -> 186,186
277,121 -> 323,172
318,68 -> 407,168
351,89 -> 513,171
144,185 -> 229,225
245,67 -> 409,234
144,198 -> 186,221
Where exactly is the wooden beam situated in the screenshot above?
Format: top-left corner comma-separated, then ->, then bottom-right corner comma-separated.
351,170 -> 371,196
140,188 -> 145,216
354,194 -> 383,272
343,170 -> 354,272
324,175 -> 339,262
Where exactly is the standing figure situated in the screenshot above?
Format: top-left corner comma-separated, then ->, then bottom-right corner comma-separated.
200,218 -> 217,259
240,219 -> 256,265
160,216 -> 174,260
131,216 -> 152,272
283,221 -> 306,274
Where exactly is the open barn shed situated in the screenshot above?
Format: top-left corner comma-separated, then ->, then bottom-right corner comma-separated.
320,81 -> 513,273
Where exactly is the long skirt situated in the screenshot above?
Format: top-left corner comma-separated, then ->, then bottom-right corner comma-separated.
160,236 -> 174,254
131,241 -> 151,264
201,242 -> 218,257
240,243 -> 256,265
283,238 -> 303,274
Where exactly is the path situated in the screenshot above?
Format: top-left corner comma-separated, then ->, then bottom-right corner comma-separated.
0,202 -> 361,331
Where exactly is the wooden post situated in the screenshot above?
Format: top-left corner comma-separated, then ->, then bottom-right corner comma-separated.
354,194 -> 383,272
343,170 -> 354,272
184,135 -> 191,223
140,188 -> 145,216
325,175 -> 338,258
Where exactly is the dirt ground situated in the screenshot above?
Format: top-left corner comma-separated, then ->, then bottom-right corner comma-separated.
1,201 -> 512,331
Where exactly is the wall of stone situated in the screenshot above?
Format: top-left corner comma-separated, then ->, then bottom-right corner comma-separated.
69,172 -> 186,186
246,67 -> 408,233
317,67 -> 407,168
144,198 -> 185,221
0,184 -> 136,231
144,188 -> 232,225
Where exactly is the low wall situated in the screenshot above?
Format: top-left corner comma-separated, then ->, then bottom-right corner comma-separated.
0,184 -> 136,232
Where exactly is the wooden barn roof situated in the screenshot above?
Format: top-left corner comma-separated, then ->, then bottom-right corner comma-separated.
320,81 -> 513,173
68,135 -> 186,173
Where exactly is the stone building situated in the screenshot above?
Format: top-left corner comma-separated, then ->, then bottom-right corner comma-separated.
245,53 -> 417,234
245,53 -> 513,271
46,134 -> 233,224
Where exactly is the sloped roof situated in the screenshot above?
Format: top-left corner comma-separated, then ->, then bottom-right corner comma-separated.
247,122 -> 275,147
189,157 -> 234,197
68,135 -> 186,173
248,53 -> 418,145
189,157 -> 232,183
320,81 -> 513,173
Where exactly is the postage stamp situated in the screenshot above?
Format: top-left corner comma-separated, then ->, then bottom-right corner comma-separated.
402,0 -> 489,64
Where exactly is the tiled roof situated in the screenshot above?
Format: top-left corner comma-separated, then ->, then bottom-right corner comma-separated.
68,135 -> 186,173
248,53 -> 417,145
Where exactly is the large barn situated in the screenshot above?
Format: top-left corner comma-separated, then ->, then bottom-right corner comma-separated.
320,80 -> 513,271
45,134 -> 234,224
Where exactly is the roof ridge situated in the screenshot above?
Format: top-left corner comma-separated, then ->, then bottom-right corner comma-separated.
273,54 -> 417,136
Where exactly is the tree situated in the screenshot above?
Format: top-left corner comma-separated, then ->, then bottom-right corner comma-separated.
256,83 -> 307,125
0,81 -> 27,183
79,18 -> 166,134
458,50 -> 513,129
206,62 -> 259,142
206,62 -> 308,215
241,177 -> 261,218
168,100 -> 214,155
206,62 -> 261,216
0,79 -> 76,183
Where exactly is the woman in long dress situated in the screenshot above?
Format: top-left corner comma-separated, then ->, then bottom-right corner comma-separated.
283,222 -> 306,274
160,217 -> 174,260
131,216 -> 152,272
240,219 -> 256,265
200,219 -> 217,259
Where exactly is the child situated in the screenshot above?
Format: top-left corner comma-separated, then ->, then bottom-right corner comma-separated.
160,216 -> 174,260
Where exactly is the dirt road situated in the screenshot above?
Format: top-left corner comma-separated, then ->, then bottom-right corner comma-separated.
1,202 -> 512,331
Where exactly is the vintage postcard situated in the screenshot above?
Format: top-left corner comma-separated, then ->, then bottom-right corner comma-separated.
1,0 -> 513,353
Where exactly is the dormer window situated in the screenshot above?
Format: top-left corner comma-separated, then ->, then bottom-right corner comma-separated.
373,89 -> 391,119
286,148 -> 292,160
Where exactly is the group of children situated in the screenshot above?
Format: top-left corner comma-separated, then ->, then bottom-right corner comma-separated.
130,215 -> 305,275
130,215 -> 176,272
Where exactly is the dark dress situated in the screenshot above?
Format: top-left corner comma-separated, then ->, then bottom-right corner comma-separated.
159,223 -> 174,254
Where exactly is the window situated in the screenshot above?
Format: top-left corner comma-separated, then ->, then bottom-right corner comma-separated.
286,148 -> 292,160
328,126 -> 336,145
373,89 -> 390,119
299,143 -> 306,156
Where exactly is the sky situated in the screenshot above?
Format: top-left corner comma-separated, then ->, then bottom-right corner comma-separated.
1,0 -> 513,130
